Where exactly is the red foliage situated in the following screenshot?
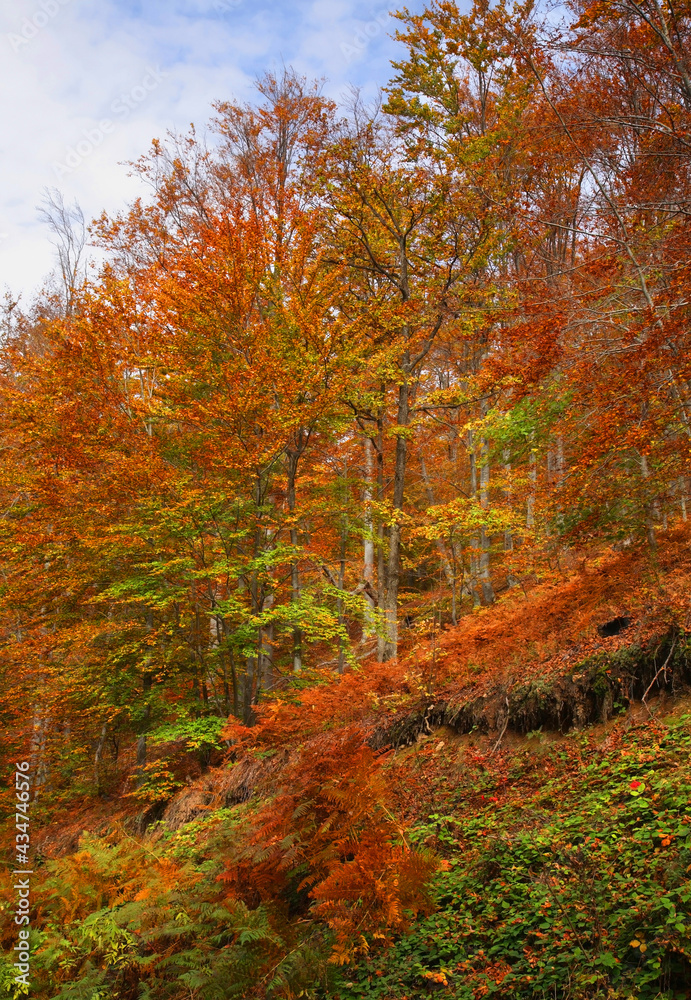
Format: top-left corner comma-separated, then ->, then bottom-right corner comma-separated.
219,725 -> 436,961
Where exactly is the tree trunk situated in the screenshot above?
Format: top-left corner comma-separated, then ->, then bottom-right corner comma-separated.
94,723 -> 107,793
29,706 -> 49,802
640,451 -> 658,550
526,439 -> 537,530
380,375 -> 410,661
503,447 -> 514,553
337,514 -> 348,672
243,656 -> 256,726
467,428 -> 481,607
135,671 -> 152,788
286,446 -> 303,672
420,453 -> 457,615
363,437 -> 376,637
478,434 -> 495,605
375,407 -> 387,658
258,591 -> 274,693
556,435 -> 565,483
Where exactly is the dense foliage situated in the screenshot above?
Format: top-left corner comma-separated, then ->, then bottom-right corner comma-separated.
2,0 -> 691,994
337,709 -> 691,999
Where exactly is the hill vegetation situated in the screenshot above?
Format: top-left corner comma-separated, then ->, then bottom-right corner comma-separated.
2,0 -> 691,995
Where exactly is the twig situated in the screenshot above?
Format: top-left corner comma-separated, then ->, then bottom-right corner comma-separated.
491,696 -> 510,755
315,642 -> 377,669
642,638 -> 677,713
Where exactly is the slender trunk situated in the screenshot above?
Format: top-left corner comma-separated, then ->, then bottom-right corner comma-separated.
420,453 -> 457,620
229,648 -> 239,718
258,591 -> 274,693
381,374 -> 410,661
337,516 -> 348,672
363,437 -> 376,637
449,531 -> 458,626
235,573 -> 253,723
287,447 -> 303,672
680,477 -> 687,522
30,705 -> 49,802
467,428 -> 481,607
503,448 -> 514,553
526,439 -> 537,530
479,435 -> 495,605
222,670 -> 231,717
375,408 -> 386,656
247,571 -> 273,701
94,723 -> 107,793
135,671 -> 152,788
209,595 -> 229,715
640,451 -> 658,550
448,427 -> 458,463
243,656 -> 256,726
556,435 -> 565,483
245,499 -> 264,723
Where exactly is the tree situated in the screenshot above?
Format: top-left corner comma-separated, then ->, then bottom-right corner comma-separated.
320,100 -> 502,657
38,188 -> 87,318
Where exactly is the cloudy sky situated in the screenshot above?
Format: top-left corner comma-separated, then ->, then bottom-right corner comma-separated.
0,0 -> 419,300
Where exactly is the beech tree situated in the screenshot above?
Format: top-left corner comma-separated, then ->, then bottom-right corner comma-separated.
320,103 -> 504,658
1,0 -> 690,804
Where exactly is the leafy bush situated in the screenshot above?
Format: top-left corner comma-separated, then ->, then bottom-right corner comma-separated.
333,715 -> 691,999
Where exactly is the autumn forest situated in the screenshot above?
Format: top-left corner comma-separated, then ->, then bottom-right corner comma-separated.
2,0 -> 691,996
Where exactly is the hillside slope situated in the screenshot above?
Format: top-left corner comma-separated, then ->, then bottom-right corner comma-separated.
2,530 -> 691,999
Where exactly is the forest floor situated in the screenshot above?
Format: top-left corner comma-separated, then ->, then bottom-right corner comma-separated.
3,527 -> 691,998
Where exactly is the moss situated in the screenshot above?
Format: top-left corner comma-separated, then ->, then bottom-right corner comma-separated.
375,629 -> 691,749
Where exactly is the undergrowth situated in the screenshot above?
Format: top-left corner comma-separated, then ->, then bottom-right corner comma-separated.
334,711 -> 691,999
3,535 -> 691,998
2,706 -> 690,998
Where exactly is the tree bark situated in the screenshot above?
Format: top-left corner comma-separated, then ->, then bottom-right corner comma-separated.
94,723 -> 107,793
286,443 -> 304,672
363,437 -> 376,637
640,451 -> 658,550
419,453 -> 457,610
135,671 -> 152,788
526,439 -> 537,530
375,408 -> 387,657
380,373 -> 410,661
467,428 -> 481,607
337,514 -> 348,672
478,434 -> 495,605
502,447 -> 514,553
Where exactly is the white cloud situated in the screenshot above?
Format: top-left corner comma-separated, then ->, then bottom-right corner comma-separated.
0,0 -> 416,299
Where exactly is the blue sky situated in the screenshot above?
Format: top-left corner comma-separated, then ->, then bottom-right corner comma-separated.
0,0 -> 421,298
